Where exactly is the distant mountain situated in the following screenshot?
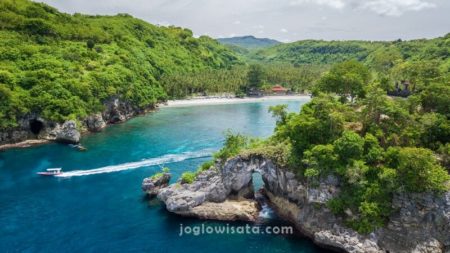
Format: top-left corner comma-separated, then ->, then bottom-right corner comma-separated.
217,36 -> 281,49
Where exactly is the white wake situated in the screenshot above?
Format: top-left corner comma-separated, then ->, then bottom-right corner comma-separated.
56,149 -> 213,178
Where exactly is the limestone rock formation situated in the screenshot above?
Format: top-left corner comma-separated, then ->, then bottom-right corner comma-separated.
0,97 -> 156,147
142,173 -> 171,197
157,154 -> 450,253
55,120 -> 80,144
176,200 -> 259,222
85,114 -> 106,132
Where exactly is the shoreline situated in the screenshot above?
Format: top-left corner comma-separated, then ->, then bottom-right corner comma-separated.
160,95 -> 311,108
0,139 -> 50,151
0,95 -> 309,151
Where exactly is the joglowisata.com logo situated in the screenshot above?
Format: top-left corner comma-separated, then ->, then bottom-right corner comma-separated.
179,223 -> 294,236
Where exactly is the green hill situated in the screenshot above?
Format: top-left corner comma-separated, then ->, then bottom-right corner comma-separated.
0,0 -> 241,128
249,37 -> 450,65
218,35 -> 281,49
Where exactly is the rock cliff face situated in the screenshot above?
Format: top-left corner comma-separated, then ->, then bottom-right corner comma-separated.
157,154 -> 450,253
0,98 -> 155,146
0,115 -> 81,145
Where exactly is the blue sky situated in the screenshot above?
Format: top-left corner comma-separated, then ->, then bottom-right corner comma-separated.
37,0 -> 450,41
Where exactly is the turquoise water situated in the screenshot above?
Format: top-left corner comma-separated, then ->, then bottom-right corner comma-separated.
0,99 -> 331,253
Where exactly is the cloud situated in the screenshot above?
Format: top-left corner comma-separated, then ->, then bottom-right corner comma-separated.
359,0 -> 436,16
233,20 -> 241,25
288,0 -> 436,15
280,28 -> 289,33
289,0 -> 346,9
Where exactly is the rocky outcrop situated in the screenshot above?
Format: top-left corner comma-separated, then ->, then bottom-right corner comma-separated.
142,173 -> 171,197
85,114 -> 106,132
54,120 -> 80,144
0,98 -> 156,147
176,200 -> 259,222
102,98 -> 154,124
0,116 -> 81,145
378,192 -> 450,253
157,154 -> 450,253
157,168 -> 260,221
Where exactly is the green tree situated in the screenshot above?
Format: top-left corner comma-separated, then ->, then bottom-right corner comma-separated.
302,144 -> 337,176
318,60 -> 370,102
334,131 -> 365,163
278,95 -> 346,159
86,39 -> 95,50
247,64 -> 264,91
387,147 -> 450,192
268,104 -> 288,125
419,82 -> 450,117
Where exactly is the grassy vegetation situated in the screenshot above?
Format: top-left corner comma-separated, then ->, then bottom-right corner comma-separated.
150,167 -> 170,180
179,160 -> 215,184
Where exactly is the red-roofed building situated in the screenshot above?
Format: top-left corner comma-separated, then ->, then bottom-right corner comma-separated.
271,85 -> 288,94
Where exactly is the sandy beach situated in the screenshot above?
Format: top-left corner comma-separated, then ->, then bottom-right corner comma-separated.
160,95 -> 311,108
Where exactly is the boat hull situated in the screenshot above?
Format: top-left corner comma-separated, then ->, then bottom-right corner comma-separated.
37,172 -> 61,176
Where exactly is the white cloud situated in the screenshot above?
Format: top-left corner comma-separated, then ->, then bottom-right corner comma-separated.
280,28 -> 289,33
288,0 -> 436,15
359,0 -> 436,16
290,0 -> 346,9
233,20 -> 241,25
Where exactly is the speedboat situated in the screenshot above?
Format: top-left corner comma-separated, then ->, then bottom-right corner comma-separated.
37,168 -> 62,176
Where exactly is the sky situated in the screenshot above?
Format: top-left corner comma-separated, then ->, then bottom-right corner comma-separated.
37,0 -> 450,42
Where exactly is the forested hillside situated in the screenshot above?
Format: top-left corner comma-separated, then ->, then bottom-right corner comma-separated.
249,36 -> 450,66
0,0 -> 241,128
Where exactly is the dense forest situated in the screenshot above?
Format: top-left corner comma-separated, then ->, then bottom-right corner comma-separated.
0,0 -> 241,128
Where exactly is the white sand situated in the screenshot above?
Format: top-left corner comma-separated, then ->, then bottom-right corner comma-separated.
160,95 -> 311,108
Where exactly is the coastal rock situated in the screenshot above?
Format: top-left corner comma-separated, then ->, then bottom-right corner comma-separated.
176,200 -> 259,222
142,173 -> 171,197
157,168 -> 259,221
0,115 -> 47,145
158,169 -> 229,212
157,154 -> 450,253
0,97 -> 155,147
55,121 -> 80,144
85,114 -> 106,132
103,98 -> 151,124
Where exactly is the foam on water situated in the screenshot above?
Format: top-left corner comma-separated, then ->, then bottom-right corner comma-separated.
56,149 -> 213,177
258,202 -> 276,219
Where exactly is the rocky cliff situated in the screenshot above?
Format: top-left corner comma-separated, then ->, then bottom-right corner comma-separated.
0,98 -> 155,147
157,154 -> 450,253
